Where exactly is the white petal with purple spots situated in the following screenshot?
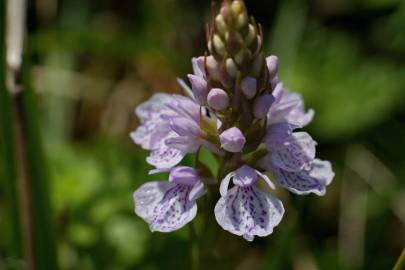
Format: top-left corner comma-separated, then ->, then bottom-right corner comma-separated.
146,141 -> 185,169
133,181 -> 198,232
271,132 -> 316,172
273,159 -> 334,196
215,186 -> 284,241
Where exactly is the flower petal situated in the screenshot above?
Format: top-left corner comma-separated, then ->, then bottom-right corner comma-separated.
130,119 -> 171,150
214,186 -> 284,241
271,132 -> 316,172
268,85 -> 314,127
135,93 -> 174,123
146,142 -> 185,169
133,182 -> 197,232
220,171 -> 234,197
273,159 -> 334,196
165,135 -> 200,153
188,181 -> 206,201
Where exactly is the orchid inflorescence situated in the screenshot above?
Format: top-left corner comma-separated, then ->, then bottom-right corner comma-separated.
131,0 -> 334,241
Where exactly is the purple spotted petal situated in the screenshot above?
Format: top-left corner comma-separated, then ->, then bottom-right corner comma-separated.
214,186 -> 284,241
146,140 -> 185,169
271,132 -> 317,172
133,181 -> 197,232
273,159 -> 334,196
130,118 -> 171,150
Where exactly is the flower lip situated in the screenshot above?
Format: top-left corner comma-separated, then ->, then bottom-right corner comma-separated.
169,166 -> 199,186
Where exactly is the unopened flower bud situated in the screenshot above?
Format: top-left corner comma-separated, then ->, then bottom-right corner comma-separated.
235,48 -> 250,65
169,166 -> 199,186
231,1 -> 243,15
219,127 -> 246,153
241,77 -> 257,99
213,34 -> 226,56
236,13 -> 248,29
207,88 -> 229,110
226,58 -> 238,78
253,94 -> 275,119
266,55 -> 278,79
215,14 -> 227,35
206,56 -> 221,80
245,24 -> 257,45
188,74 -> 208,105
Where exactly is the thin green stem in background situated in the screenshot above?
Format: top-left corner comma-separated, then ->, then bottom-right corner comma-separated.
393,249 -> 405,270
3,0 -> 59,268
0,0 -> 22,259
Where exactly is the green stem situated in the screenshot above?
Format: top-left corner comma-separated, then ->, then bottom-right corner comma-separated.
393,249 -> 405,270
0,0 -> 22,258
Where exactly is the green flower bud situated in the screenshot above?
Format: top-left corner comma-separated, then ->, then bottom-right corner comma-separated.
231,1 -> 243,15
226,58 -> 238,78
245,24 -> 257,46
213,34 -> 226,56
215,14 -> 227,35
235,48 -> 251,66
236,13 -> 248,29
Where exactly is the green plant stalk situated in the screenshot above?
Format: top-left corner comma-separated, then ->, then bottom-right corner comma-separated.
0,0 -> 22,258
18,49 -> 59,270
4,0 -> 59,267
393,249 -> 405,270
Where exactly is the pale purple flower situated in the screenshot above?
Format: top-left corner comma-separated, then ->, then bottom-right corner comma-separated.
131,93 -> 220,171
131,2 -> 334,242
207,88 -> 229,111
219,127 -> 246,153
272,159 -> 334,196
268,83 -> 314,128
262,123 -> 317,172
133,166 -> 206,232
257,122 -> 334,196
215,165 -> 284,241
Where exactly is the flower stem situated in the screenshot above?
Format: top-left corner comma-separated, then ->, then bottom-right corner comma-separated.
393,249 -> 405,270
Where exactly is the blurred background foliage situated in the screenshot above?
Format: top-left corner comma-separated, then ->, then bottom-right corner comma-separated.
0,0 -> 404,269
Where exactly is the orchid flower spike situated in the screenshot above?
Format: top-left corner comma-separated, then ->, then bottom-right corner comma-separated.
130,0 -> 334,241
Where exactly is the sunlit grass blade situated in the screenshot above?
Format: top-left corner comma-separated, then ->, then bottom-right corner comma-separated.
0,0 -> 22,259
19,49 -> 59,269
393,249 -> 405,270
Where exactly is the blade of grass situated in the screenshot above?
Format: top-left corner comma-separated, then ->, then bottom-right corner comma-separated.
5,0 -> 58,268
19,50 -> 59,270
393,249 -> 405,270
0,0 -> 22,259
